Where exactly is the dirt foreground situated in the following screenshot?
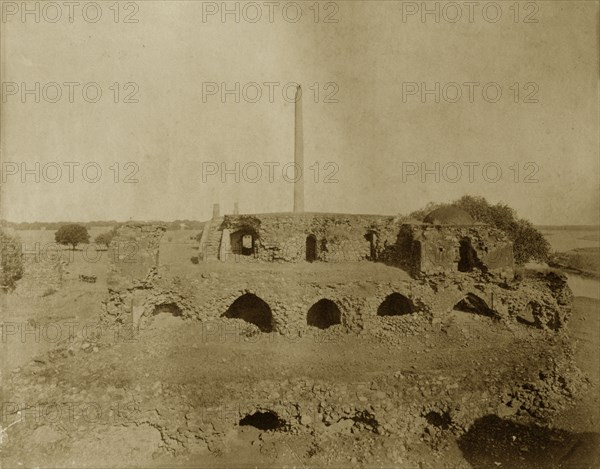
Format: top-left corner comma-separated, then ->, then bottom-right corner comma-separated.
1,268 -> 598,468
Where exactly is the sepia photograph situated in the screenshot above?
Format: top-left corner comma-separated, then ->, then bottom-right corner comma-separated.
0,1 -> 599,467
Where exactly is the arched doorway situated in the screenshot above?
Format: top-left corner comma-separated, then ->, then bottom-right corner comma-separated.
453,293 -> 495,318
377,293 -> 413,316
307,299 -> 341,329
458,238 -> 480,272
230,227 -> 257,256
306,234 -> 317,262
223,293 -> 273,332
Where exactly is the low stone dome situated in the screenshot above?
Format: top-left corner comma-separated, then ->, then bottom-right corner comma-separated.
423,206 -> 474,225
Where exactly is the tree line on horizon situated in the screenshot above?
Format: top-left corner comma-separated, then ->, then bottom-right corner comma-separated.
0,219 -> 206,231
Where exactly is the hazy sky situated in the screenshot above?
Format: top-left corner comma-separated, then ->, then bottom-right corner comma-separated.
1,1 -> 598,224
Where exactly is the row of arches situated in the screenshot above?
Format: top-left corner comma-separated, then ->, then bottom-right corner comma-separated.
220,292 -> 497,333
223,295 -> 343,332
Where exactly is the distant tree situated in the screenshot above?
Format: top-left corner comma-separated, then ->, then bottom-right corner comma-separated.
55,224 -> 90,250
94,228 -> 117,249
0,230 -> 24,289
408,195 -> 551,264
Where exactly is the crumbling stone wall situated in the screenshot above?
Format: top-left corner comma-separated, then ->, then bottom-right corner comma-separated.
103,224 -> 170,325
202,213 -> 399,263
199,213 -> 512,278
106,223 -> 166,290
396,223 -> 514,277
103,223 -> 567,336
103,272 -> 199,327
500,271 -> 573,330
104,259 -> 571,336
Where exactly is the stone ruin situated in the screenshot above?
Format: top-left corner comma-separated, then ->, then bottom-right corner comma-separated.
101,206 -> 572,336
197,204 -> 515,273
101,87 -> 564,336
100,83 -> 572,340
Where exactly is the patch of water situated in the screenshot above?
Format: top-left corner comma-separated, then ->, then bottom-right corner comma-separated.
523,263 -> 600,300
566,273 -> 600,300
540,229 -> 600,252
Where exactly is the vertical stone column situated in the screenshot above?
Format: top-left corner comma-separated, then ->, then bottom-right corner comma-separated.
293,85 -> 304,213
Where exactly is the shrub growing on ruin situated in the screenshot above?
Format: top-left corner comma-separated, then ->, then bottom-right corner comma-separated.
409,195 -> 551,264
55,224 -> 90,250
0,230 -> 24,290
510,219 -> 551,265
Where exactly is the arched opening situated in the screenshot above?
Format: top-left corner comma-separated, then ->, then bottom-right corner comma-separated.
307,299 -> 341,329
306,234 -> 317,262
230,227 -> 257,256
453,293 -> 495,318
223,293 -> 273,332
377,293 -> 414,316
364,231 -> 378,260
152,303 -> 182,317
458,238 -> 480,272
142,302 -> 183,328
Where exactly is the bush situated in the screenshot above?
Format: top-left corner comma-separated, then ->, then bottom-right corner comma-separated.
94,227 -> 117,249
0,230 -> 24,289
